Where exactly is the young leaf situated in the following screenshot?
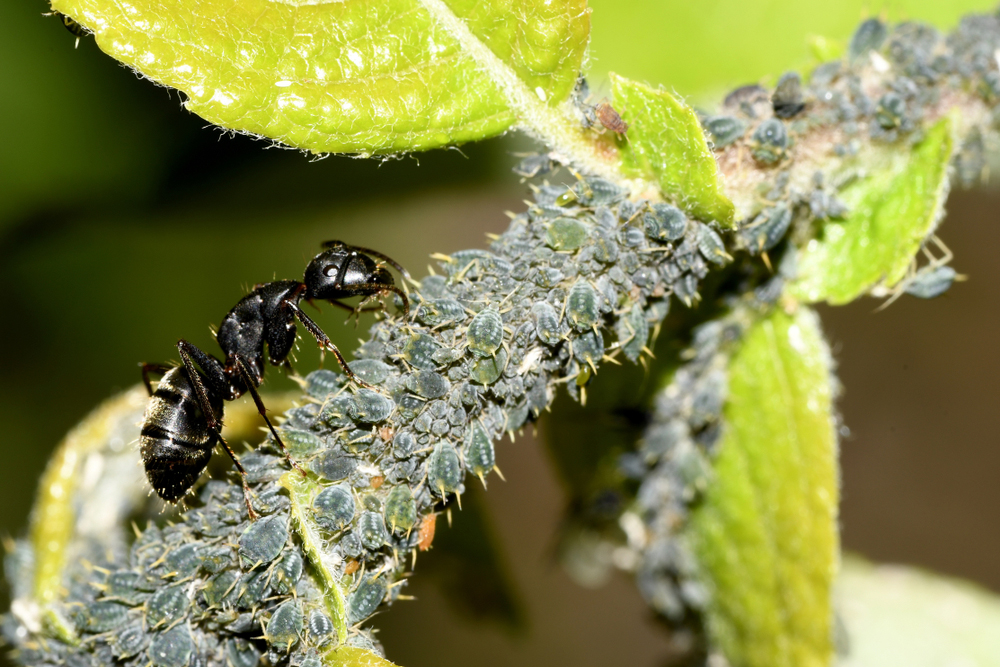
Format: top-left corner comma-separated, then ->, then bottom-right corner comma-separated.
51,0 -> 589,155
611,73 -> 735,227
791,116 -> 954,305
687,307 -> 838,667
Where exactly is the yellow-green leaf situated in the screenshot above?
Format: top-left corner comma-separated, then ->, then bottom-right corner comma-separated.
791,116 -> 955,305
324,645 -> 400,667
688,307 -> 839,667
52,0 -> 589,155
611,73 -> 735,227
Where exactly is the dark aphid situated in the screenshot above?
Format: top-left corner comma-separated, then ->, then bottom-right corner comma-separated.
695,224 -> 731,265
465,422 -> 495,482
703,115 -> 747,148
105,571 -> 148,605
592,229 -> 620,263
955,129 -> 987,189
622,224 -> 646,247
393,431 -> 417,459
305,369 -> 340,398
595,100 -> 629,136
349,389 -> 394,423
238,513 -> 289,565
111,623 -> 149,659
513,154 -> 554,179
750,119 -> 789,165
357,511 -> 388,551
546,218 -> 590,251
577,178 -> 625,206
363,494 -> 382,512
743,204 -> 793,253
272,551 -> 303,595
383,485 -> 417,534
405,371 -> 451,399
467,306 -> 504,358
234,570 -> 271,611
309,450 -> 359,482
849,18 -> 888,61
875,93 -> 906,129
416,298 -> 465,327
313,485 -> 356,531
78,600 -> 129,633
163,543 -> 203,579
905,265 -> 958,298
282,429 -> 324,458
227,638 -> 261,667
202,570 -> 239,608
139,241 -> 409,519
307,610 -> 335,641
574,330 -> 604,368
644,203 -> 687,242
266,599 -> 303,653
347,359 -> 393,385
566,280 -> 600,331
771,72 -> 805,119
616,304 -> 649,363
723,84 -> 769,117
148,623 -> 194,667
427,442 -> 463,498
145,586 -> 189,629
532,302 -> 564,345
347,575 -> 387,625
403,333 -> 441,370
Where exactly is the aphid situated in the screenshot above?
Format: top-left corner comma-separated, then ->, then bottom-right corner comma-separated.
393,432 -> 417,459
417,298 -> 465,326
532,302 -> 563,345
346,359 -> 393,385
383,485 -> 417,534
48,11 -> 87,47
145,586 -> 189,628
265,599 -> 303,652
644,203 -> 687,242
202,571 -> 239,608
417,514 -> 438,551
577,178 -> 625,206
305,368 -> 340,398
307,610 -> 335,641
139,241 -> 409,518
592,229 -> 620,263
148,623 -> 194,667
405,371 -> 451,399
467,306 -> 504,358
621,224 -> 646,248
272,551 -> 303,594
849,18 -> 888,61
78,600 -> 129,633
703,115 -> 747,148
546,218 -> 590,251
566,280 -> 600,331
427,441 -> 463,498
574,330 -> 604,369
309,450 -> 359,482
163,543 -> 203,578
771,72 -> 805,119
282,430 -> 323,458
513,154 -> 554,179
111,623 -> 149,659
347,575 -> 388,625
905,265 -> 958,299
695,224 -> 732,265
595,100 -> 629,137
723,84 -> 769,112
356,511 -> 387,551
348,389 -> 394,423
469,349 -> 507,385
402,333 -> 441,370
238,513 -> 289,565
743,204 -> 792,253
750,119 -> 789,165
106,571 -> 147,605
465,422 -> 495,483
617,305 -> 649,363
875,92 -> 906,129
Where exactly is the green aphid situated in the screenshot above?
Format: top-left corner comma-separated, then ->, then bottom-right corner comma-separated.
467,306 -> 504,358
238,513 -> 289,566
357,511 -> 388,551
147,623 -> 194,667
750,118 -> 788,165
384,484 -> 417,534
417,298 -> 465,326
402,333 -> 441,370
464,421 -> 495,484
348,389 -> 394,423
532,301 -> 564,345
313,485 -> 356,532
427,441 -> 463,498
144,586 -> 189,628
566,280 -> 600,331
469,348 -> 507,385
347,359 -> 393,385
281,429 -> 323,457
271,550 -> 303,595
616,303 -> 649,363
573,330 -> 604,369
405,370 -> 451,399
78,600 -> 128,633
347,575 -> 387,625
695,223 -> 732,265
546,217 -> 590,251
265,599 -> 303,653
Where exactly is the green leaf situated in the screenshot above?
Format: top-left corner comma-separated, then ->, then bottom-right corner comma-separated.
53,0 -> 589,155
687,307 -> 839,667
838,556 -> 1000,667
611,73 -> 735,227
324,645 -> 400,667
790,116 -> 955,305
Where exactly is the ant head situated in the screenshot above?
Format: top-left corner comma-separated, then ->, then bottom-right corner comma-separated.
304,245 -> 395,301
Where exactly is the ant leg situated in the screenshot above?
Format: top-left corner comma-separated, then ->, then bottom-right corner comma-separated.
140,363 -> 174,396
231,355 -> 306,477
339,282 -> 410,318
176,340 -> 228,431
216,432 -> 260,521
287,303 -> 374,390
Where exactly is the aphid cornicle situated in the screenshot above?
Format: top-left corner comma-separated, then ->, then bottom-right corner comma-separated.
140,241 -> 409,519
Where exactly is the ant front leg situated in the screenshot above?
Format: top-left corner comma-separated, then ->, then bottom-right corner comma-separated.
287,302 -> 374,390
345,282 -> 410,318
140,362 -> 174,396
231,355 -> 307,477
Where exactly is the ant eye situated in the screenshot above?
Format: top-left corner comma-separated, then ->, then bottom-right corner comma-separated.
324,265 -> 337,277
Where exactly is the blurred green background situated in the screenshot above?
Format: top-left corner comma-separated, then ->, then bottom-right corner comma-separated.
2,1 -> 999,665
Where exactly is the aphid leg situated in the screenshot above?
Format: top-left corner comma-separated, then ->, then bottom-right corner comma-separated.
216,433 -> 260,521
288,304 -> 375,390
232,355 -> 307,477
139,362 -> 174,396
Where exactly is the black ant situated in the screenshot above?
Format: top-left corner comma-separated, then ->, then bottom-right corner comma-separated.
139,241 -> 409,519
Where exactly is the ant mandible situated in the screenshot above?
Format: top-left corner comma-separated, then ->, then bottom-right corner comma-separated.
139,241 -> 409,519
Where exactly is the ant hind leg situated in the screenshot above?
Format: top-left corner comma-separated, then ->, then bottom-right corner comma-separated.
232,356 -> 307,477
216,433 -> 260,521
140,362 -> 175,396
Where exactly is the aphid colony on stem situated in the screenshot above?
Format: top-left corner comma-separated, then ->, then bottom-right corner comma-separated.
139,241 -> 409,518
